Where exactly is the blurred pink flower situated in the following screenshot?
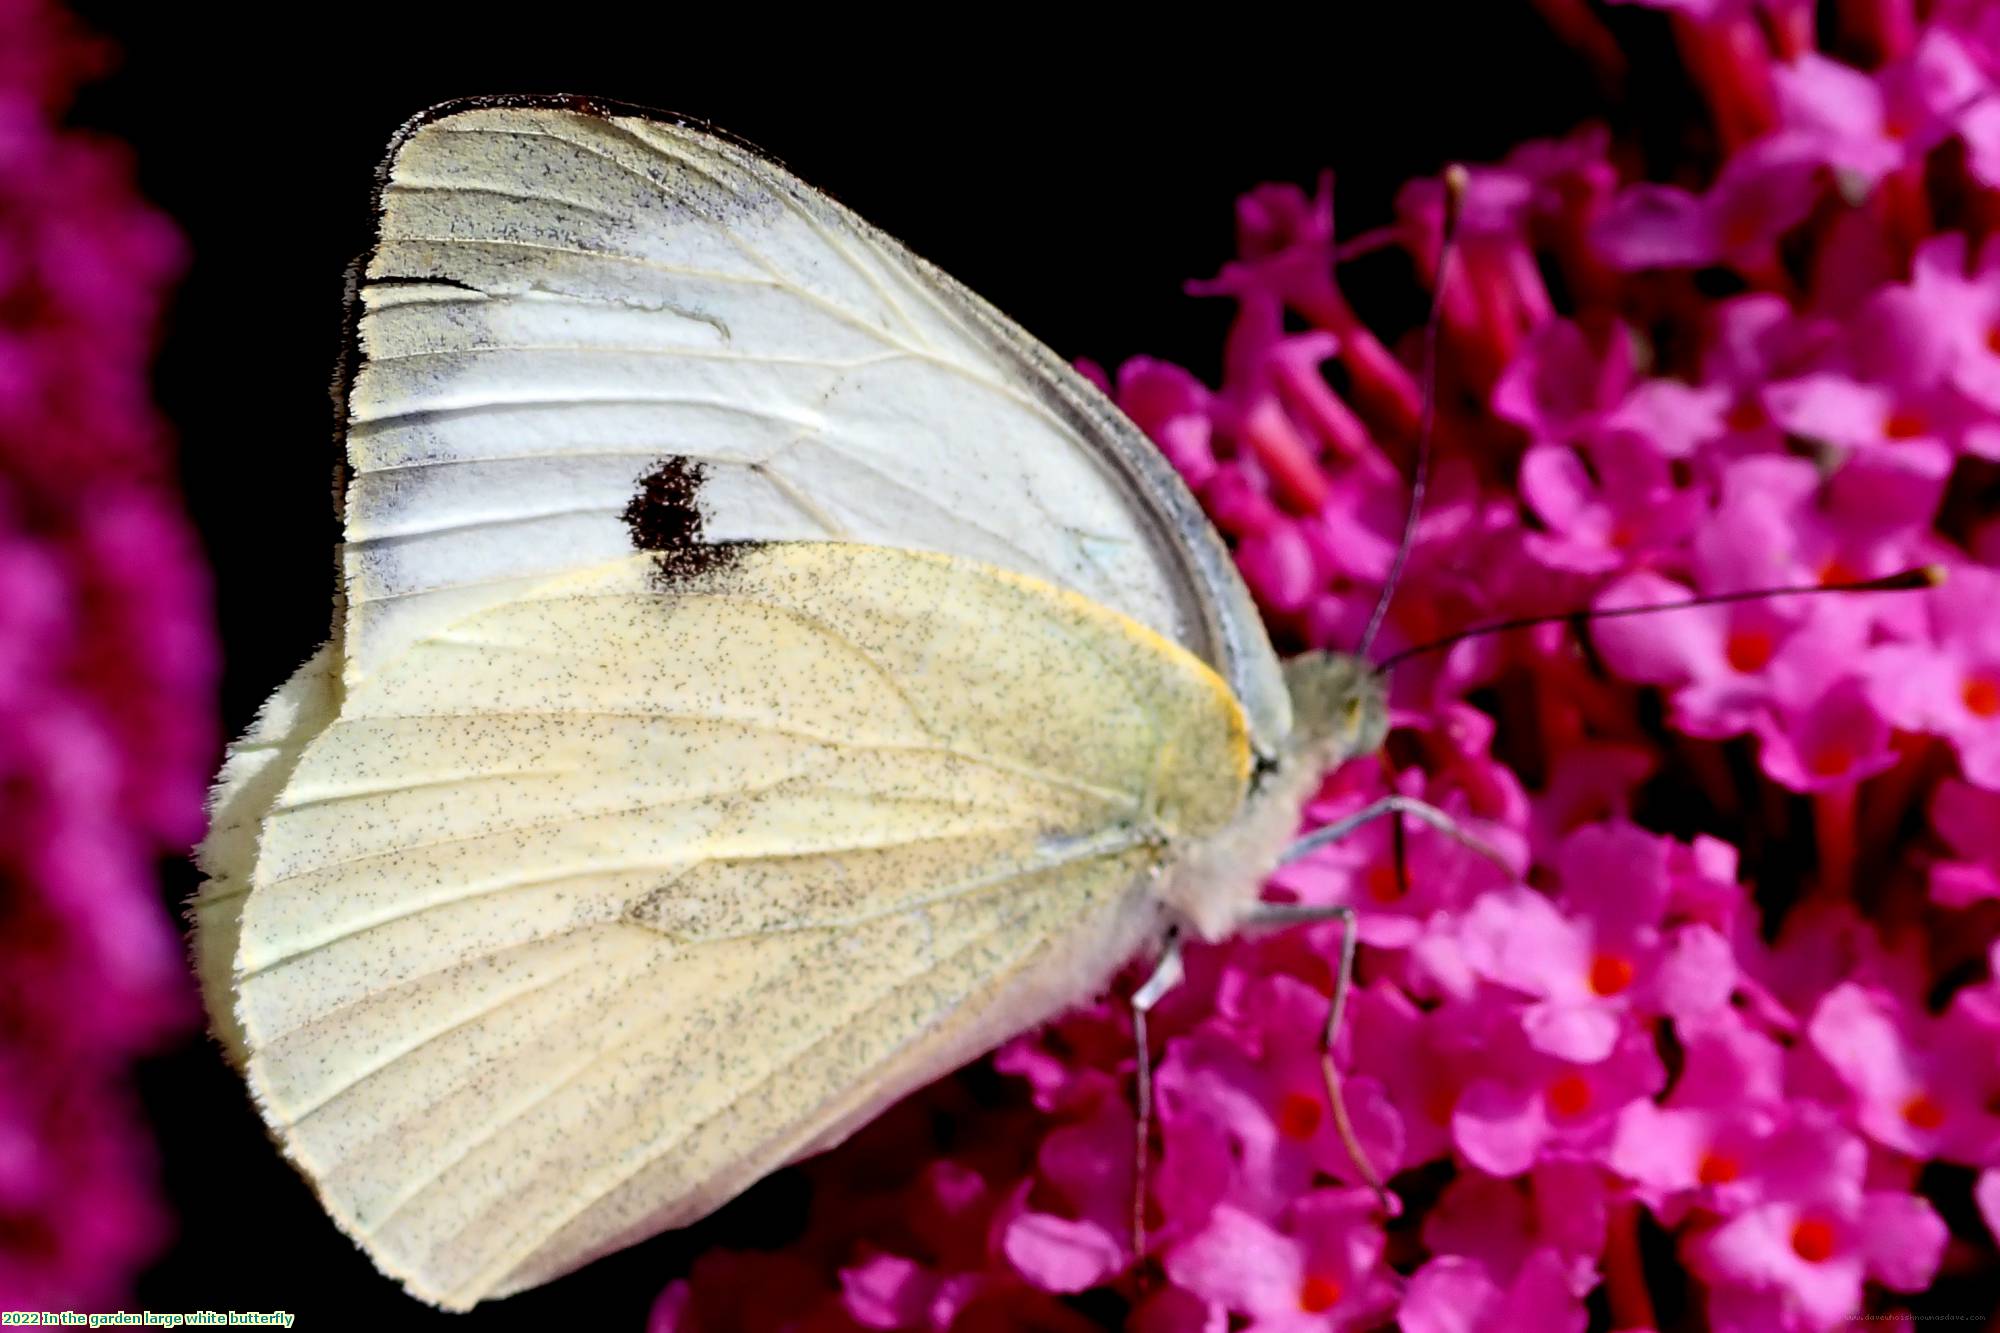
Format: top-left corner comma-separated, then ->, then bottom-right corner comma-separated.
0,0 -> 211,1308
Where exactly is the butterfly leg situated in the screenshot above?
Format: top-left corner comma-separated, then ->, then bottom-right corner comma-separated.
1129,930 -> 1184,1263
1239,899 -> 1392,1212
1277,793 -> 1510,873
1252,795 -> 1508,1212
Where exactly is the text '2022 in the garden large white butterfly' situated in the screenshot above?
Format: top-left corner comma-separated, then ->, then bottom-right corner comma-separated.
188,94 -> 1926,1311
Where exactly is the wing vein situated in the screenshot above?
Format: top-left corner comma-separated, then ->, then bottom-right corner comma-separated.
456,879 -> 1097,1301
286,948 -> 605,1122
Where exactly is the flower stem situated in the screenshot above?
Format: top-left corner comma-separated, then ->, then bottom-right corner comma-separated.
1604,1201 -> 1660,1332
1815,782 -> 1858,901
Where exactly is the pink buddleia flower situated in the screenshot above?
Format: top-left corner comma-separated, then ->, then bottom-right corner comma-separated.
1454,822 -> 1737,1068
1103,356 -> 1220,490
1270,748 -> 1522,968
1592,565 -> 1860,742
1526,740 -> 1657,855
1450,1016 -> 1666,1177
1928,777 -> 2000,906
1345,985 -> 1486,1173
1592,137 -> 1824,274
1755,673 -> 1903,794
1767,31 -> 1998,195
1769,53 -> 1907,186
1419,1164 -> 1608,1295
1399,1247 -> 1587,1333
1980,1170 -> 2000,1249
1734,899 -> 1930,1037
1161,1191 -> 1397,1332
1154,970 -> 1400,1219
0,0 -> 209,1310
1865,564 -> 2000,788
1805,982 -> 2000,1165
1492,317 -> 1634,448
1519,430 -> 1708,573
1689,1110 -> 1947,1331
1611,1010 -> 1788,1222
1899,232 -> 2000,415
996,1089 -> 1136,1295
649,2 -> 2000,1324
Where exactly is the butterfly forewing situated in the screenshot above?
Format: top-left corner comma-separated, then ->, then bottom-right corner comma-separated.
340,100 -> 1288,753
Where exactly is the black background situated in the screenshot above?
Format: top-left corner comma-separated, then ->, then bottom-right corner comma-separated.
63,6 -> 1615,1326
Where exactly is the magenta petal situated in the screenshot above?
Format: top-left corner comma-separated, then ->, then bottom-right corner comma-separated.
1652,925 -> 1736,1022
1237,521 -> 1322,613
1162,1205 -> 1300,1317
1492,1247 -> 1588,1333
1700,1205 -> 1866,1329
1592,184 -> 1714,269
1933,777 -> 2000,860
840,1252 -> 941,1330
1591,571 -> 1725,685
1857,1192 -> 1947,1292
1977,1170 -> 2000,1247
1460,885 -> 1592,1000
647,1280 -> 693,1333
1806,983 -> 1921,1122
1399,1255 -> 1499,1333
1002,1212 -> 1122,1294
1523,1002 -> 1621,1063
1608,1101 -> 1708,1194
1764,372 -> 1892,449
1603,378 -> 1729,457
1453,1078 -> 1546,1177
1519,445 -> 1603,537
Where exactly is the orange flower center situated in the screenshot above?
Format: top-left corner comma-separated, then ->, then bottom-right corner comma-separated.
1791,1216 -> 1838,1263
1299,1275 -> 1344,1313
1963,675 -> 2000,718
1808,743 -> 1856,778
1363,861 -> 1405,904
1726,628 -> 1775,673
1277,1091 -> 1323,1140
1547,1073 -> 1593,1118
1901,1092 -> 1947,1131
1589,953 -> 1636,997
1818,558 -> 1860,588
1883,407 -> 1930,440
1697,1151 -> 1741,1186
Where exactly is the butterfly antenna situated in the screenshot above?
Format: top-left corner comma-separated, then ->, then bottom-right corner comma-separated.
1357,163 -> 1469,660
1376,565 -> 1945,672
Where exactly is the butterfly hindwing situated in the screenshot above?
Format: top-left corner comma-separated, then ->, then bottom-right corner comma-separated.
228,542 -> 1249,1307
191,642 -> 342,1066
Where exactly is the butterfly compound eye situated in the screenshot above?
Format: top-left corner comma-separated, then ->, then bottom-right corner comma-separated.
1281,651 -> 1386,766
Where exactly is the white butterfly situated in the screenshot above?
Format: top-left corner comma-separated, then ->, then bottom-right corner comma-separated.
190,96 -> 1420,1310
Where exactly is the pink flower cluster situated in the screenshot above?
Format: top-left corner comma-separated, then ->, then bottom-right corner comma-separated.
0,0 -> 211,1309
653,4 -> 2000,1329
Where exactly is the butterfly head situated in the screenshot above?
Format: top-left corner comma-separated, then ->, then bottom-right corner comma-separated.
1282,651 -> 1388,771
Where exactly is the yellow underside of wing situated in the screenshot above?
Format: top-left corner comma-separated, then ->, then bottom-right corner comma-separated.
223,541 -> 1248,1308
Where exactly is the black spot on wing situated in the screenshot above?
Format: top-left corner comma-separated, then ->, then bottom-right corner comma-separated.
622,455 -> 744,588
